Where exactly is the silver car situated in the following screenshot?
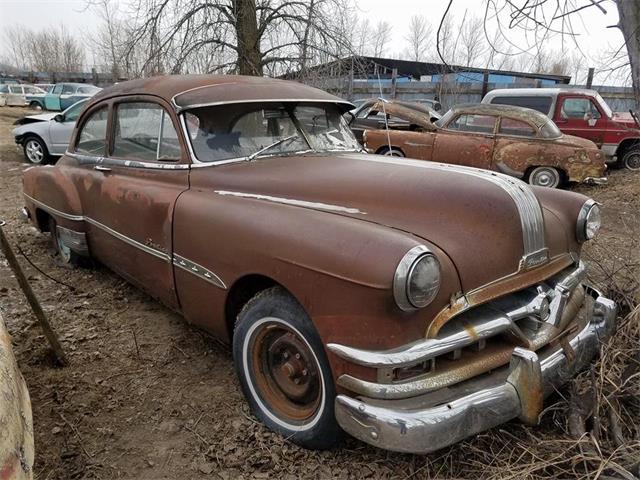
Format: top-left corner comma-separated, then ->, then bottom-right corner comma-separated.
12,99 -> 87,164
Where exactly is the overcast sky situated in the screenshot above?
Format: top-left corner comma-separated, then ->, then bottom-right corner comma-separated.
0,0 -> 629,84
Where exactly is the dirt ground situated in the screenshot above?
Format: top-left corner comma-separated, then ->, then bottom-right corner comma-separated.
0,106 -> 638,480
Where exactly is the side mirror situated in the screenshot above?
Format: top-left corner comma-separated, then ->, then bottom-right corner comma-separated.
53,114 -> 64,123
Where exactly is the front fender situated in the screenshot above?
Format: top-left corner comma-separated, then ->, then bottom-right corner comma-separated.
172,188 -> 461,353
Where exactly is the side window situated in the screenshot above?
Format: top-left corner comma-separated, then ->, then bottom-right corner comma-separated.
561,98 -> 601,119
491,96 -> 553,115
52,84 -> 63,94
64,102 -> 85,123
447,114 -> 496,134
9,85 -> 22,94
498,118 -> 537,138
113,102 -> 181,161
355,105 -> 373,119
76,107 -> 109,155
62,84 -> 76,95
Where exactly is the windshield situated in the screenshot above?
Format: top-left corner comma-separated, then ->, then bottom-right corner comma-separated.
594,92 -> 613,118
184,102 -> 359,163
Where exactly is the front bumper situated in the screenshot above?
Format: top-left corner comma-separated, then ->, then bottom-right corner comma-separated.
584,176 -> 608,185
333,286 -> 616,454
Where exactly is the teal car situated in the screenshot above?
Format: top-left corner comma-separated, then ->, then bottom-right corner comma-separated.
43,83 -> 101,111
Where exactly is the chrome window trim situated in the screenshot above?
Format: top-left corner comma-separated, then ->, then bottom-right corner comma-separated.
172,95 -> 353,113
22,195 -> 226,289
66,151 -> 190,170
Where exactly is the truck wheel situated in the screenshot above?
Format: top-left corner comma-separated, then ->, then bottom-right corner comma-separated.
528,166 -> 562,188
622,146 -> 640,171
49,218 -> 81,267
378,147 -> 405,157
233,287 -> 341,450
23,136 -> 50,165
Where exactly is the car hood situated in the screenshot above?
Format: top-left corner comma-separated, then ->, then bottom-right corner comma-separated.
611,111 -> 640,131
13,113 -> 55,126
205,152 -> 585,293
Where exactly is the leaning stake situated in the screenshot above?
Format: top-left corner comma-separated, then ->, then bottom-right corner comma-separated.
0,220 -> 68,366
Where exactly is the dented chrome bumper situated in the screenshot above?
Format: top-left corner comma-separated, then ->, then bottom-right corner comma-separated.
333,287 -> 616,454
584,176 -> 608,185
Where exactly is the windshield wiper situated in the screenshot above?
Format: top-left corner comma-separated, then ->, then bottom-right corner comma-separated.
247,134 -> 299,161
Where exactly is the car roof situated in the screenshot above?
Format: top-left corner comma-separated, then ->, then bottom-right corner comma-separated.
89,74 -> 353,112
449,103 -> 552,128
484,87 -> 599,98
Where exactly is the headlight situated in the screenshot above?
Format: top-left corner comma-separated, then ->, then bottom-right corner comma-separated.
576,199 -> 601,242
393,246 -> 441,311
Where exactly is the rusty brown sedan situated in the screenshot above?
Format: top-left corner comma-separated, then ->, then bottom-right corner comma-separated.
22,75 -> 616,454
363,102 -> 607,188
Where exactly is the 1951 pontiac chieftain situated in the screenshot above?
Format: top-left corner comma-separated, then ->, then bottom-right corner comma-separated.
21,75 -> 616,453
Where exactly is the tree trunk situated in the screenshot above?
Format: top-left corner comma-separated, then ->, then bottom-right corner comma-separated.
233,0 -> 263,76
616,0 -> 640,107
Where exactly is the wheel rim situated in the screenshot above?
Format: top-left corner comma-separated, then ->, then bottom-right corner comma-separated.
531,168 -> 559,187
55,229 -> 72,262
25,140 -> 44,164
384,149 -> 403,157
245,317 -> 323,428
625,152 -> 640,170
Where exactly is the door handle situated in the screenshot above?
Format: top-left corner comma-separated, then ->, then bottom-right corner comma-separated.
94,165 -> 111,172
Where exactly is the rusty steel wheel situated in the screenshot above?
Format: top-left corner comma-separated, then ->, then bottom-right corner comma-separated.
233,287 -> 341,450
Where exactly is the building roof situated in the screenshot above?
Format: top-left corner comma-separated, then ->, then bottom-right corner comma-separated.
297,56 -> 572,84
90,74 -> 353,111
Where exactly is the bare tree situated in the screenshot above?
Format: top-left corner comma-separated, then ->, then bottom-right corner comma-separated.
404,15 -> 432,62
371,20 -> 392,58
458,15 -> 487,67
115,0 -> 354,77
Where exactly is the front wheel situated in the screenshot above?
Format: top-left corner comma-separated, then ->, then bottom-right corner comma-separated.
233,287 -> 341,450
29,101 -> 42,110
23,136 -> 49,165
622,145 -> 640,171
528,166 -> 562,188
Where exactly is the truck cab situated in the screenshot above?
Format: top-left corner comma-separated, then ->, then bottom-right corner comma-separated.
482,88 -> 640,170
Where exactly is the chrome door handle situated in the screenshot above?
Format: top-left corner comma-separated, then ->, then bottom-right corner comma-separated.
94,165 -> 111,172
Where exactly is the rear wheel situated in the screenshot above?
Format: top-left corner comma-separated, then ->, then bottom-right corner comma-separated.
528,166 -> 562,188
622,145 -> 640,171
23,136 -> 49,165
378,147 -> 405,157
49,218 -> 81,267
233,287 -> 341,450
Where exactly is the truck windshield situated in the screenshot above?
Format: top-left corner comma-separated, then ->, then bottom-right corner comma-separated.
184,102 -> 360,163
594,93 -> 613,119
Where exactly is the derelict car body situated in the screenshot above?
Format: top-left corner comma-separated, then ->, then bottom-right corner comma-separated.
22,75 -> 615,454
363,102 -> 607,188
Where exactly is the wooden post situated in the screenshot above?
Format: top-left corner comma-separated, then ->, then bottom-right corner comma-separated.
391,68 -> 398,99
586,68 -> 595,88
0,221 -> 68,366
481,71 -> 490,99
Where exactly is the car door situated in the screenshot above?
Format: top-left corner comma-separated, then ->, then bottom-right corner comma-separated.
45,84 -> 62,110
72,98 -> 189,309
554,95 -> 605,146
492,116 -> 542,175
49,101 -> 86,154
59,84 -> 78,110
432,113 -> 497,168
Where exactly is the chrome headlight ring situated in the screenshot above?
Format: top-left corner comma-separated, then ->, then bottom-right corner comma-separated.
576,199 -> 602,243
393,245 -> 441,312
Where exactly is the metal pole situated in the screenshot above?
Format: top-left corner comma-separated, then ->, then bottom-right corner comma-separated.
0,220 -> 67,366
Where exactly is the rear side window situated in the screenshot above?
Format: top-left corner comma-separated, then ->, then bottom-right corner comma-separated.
9,85 -> 22,94
76,107 -> 109,155
498,118 -> 537,137
113,102 -> 180,161
447,114 -> 496,134
490,96 -> 553,115
62,84 -> 76,95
